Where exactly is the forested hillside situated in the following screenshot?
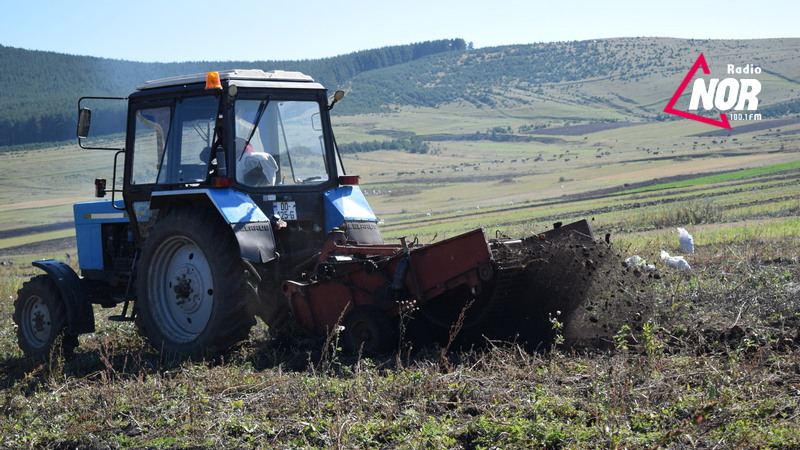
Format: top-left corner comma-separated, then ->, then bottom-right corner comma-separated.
336,38 -> 800,119
2,37 -> 800,148
0,39 -> 466,147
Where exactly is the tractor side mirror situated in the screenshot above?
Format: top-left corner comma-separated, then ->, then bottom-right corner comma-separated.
76,96 -> 126,151
77,108 -> 92,138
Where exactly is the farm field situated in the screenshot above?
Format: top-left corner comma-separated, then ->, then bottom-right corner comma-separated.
2,113 -> 799,257
0,112 -> 799,447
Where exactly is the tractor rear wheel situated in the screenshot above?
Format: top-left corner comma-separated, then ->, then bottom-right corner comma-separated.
135,209 -> 257,355
14,275 -> 75,358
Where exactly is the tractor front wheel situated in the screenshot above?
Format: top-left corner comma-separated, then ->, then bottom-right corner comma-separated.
14,275 -> 75,358
135,209 -> 257,355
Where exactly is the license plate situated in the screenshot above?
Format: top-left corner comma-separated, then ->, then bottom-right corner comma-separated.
273,201 -> 297,220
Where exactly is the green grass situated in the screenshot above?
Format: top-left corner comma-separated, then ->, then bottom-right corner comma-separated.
619,160 -> 800,195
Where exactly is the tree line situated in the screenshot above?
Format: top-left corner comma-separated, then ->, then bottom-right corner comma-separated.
338,136 -> 430,154
0,39 -> 466,147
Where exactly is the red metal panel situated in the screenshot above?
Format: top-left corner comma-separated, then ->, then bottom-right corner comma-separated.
282,229 -> 493,334
406,229 -> 491,298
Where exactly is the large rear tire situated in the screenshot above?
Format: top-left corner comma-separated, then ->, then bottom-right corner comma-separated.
135,209 -> 257,355
14,275 -> 74,358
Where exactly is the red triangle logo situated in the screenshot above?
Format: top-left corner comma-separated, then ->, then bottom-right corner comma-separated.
664,53 -> 731,129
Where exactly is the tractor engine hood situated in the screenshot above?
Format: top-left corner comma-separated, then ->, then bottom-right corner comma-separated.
324,185 -> 383,245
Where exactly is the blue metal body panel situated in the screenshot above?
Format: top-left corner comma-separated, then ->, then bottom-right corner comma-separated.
323,186 -> 378,232
150,188 -> 270,223
73,200 -> 128,271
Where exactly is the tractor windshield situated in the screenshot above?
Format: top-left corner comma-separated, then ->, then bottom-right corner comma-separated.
234,99 -> 329,187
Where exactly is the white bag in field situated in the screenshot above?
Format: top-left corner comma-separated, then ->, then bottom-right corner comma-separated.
660,250 -> 691,270
677,227 -> 694,254
625,255 -> 656,271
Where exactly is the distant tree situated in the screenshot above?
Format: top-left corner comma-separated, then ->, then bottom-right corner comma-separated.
338,136 -> 429,154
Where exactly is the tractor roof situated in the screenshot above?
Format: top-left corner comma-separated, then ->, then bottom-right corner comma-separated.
137,69 -> 324,91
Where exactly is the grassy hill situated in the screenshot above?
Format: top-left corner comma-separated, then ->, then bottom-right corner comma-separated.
337,37 -> 800,121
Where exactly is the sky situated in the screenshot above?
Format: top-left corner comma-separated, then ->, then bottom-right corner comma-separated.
1,0 -> 798,63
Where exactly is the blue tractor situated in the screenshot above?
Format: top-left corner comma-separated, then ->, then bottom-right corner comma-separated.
14,69 -> 595,358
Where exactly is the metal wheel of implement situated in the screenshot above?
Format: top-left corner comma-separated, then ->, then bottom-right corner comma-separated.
135,209 -> 257,355
13,275 -> 70,358
343,306 -> 395,355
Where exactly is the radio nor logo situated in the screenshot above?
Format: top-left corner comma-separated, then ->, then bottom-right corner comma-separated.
664,53 -> 762,129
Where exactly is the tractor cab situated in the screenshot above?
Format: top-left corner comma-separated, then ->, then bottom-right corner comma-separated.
121,69 -> 381,268
75,69 -> 380,276
126,69 -> 340,192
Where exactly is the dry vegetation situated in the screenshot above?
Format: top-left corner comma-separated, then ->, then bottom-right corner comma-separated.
0,227 -> 798,448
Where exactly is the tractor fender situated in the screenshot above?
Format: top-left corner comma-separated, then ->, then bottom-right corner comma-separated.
150,189 -> 277,264
32,260 -> 95,335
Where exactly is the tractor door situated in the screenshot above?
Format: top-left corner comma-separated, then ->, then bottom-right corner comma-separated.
123,94 -> 220,241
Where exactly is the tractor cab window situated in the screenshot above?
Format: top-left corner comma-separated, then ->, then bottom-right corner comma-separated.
131,96 -> 218,186
234,99 -> 329,187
